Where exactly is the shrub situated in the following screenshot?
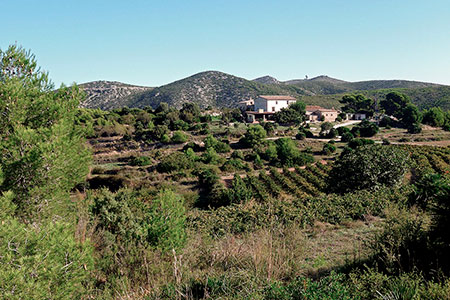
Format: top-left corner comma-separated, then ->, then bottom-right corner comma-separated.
147,189 -> 186,251
329,145 -> 410,193
322,142 -> 337,155
202,147 -> 222,164
221,158 -> 247,172
228,174 -> 253,204
275,138 -> 314,167
214,140 -> 231,153
129,155 -> 152,166
231,150 -> 245,160
0,219 -> 94,299
157,151 -> 194,172
357,120 -> 379,137
341,131 -> 354,142
160,133 -> 170,143
240,125 -> 267,148
171,131 -> 188,143
348,138 -> 375,149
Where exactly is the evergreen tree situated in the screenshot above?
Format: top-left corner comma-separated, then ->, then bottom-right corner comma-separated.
0,45 -> 91,219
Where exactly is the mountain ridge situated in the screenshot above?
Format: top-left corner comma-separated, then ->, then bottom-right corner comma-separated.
80,71 -> 448,110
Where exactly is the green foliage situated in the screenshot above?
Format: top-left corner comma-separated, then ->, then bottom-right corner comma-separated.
90,188 -> 186,253
341,131 -> 354,142
422,107 -> 446,127
227,174 -> 253,204
340,94 -> 375,116
381,91 -> 411,119
147,189 -> 186,251
157,151 -> 194,172
129,155 -> 152,166
348,138 -> 375,149
273,108 -> 305,125
0,45 -> 91,219
264,272 -> 355,300
204,134 -> 231,153
240,125 -> 267,148
171,130 -> 188,143
221,158 -> 247,172
329,145 -> 410,193
0,219 -> 94,299
355,119 -> 379,137
275,138 -> 314,167
322,142 -> 337,155
402,103 -> 422,127
202,147 -> 222,164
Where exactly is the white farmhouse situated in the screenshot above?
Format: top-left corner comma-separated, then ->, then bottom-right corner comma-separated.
247,95 -> 297,123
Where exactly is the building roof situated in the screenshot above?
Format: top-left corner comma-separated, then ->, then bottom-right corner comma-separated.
258,95 -> 297,101
305,105 -> 324,111
316,108 -> 338,112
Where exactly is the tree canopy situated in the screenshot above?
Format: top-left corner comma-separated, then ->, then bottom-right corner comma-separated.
340,94 -> 375,117
0,45 -> 91,219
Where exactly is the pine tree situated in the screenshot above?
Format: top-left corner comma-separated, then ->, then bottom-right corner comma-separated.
0,45 -> 91,219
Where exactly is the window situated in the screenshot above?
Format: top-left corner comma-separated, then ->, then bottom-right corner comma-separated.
326,114 -> 328,116
276,101 -> 278,104
272,107 -> 275,112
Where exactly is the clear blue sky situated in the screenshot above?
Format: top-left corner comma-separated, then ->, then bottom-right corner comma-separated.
1,0 -> 449,87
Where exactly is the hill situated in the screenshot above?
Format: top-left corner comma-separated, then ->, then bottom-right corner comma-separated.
79,72 -> 448,110
129,71 -> 298,109
79,81 -> 153,110
301,85 -> 450,111
253,75 -> 281,85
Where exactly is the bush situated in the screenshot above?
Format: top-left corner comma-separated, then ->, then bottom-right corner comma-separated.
157,151 -> 194,172
329,145 -> 410,193
357,120 -> 379,137
275,138 -> 314,167
147,189 -> 186,251
348,138 -> 374,149
423,107 -> 445,127
322,142 -> 337,155
171,131 -> 188,143
231,150 -> 245,160
221,158 -> 247,172
341,131 -> 354,142
202,147 -> 222,164
0,219 -> 94,299
214,140 -> 231,153
240,125 -> 267,148
129,155 -> 152,166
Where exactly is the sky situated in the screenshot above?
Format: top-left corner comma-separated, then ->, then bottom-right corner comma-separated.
1,0 -> 450,87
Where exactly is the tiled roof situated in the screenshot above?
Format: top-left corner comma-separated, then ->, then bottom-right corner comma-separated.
305,105 -> 323,111
259,95 -> 297,100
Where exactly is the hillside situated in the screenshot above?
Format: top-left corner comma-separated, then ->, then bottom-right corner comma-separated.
301,85 -> 450,111
129,71 -> 299,109
80,72 -> 448,110
80,80 -> 153,110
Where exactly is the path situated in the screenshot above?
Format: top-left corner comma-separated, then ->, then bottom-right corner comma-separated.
333,120 -> 361,129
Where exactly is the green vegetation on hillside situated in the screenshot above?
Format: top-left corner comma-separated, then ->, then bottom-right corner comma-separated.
4,46 -> 450,299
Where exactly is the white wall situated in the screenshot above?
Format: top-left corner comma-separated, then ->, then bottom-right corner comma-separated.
254,97 -> 295,112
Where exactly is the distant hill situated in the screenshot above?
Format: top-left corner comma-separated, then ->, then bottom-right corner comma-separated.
128,71 -> 297,109
79,72 -> 448,110
253,75 -> 281,85
301,86 -> 450,111
79,81 -> 153,110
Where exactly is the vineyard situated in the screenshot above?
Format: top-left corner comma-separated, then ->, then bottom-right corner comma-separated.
244,162 -> 331,201
239,145 -> 450,203
403,145 -> 450,177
